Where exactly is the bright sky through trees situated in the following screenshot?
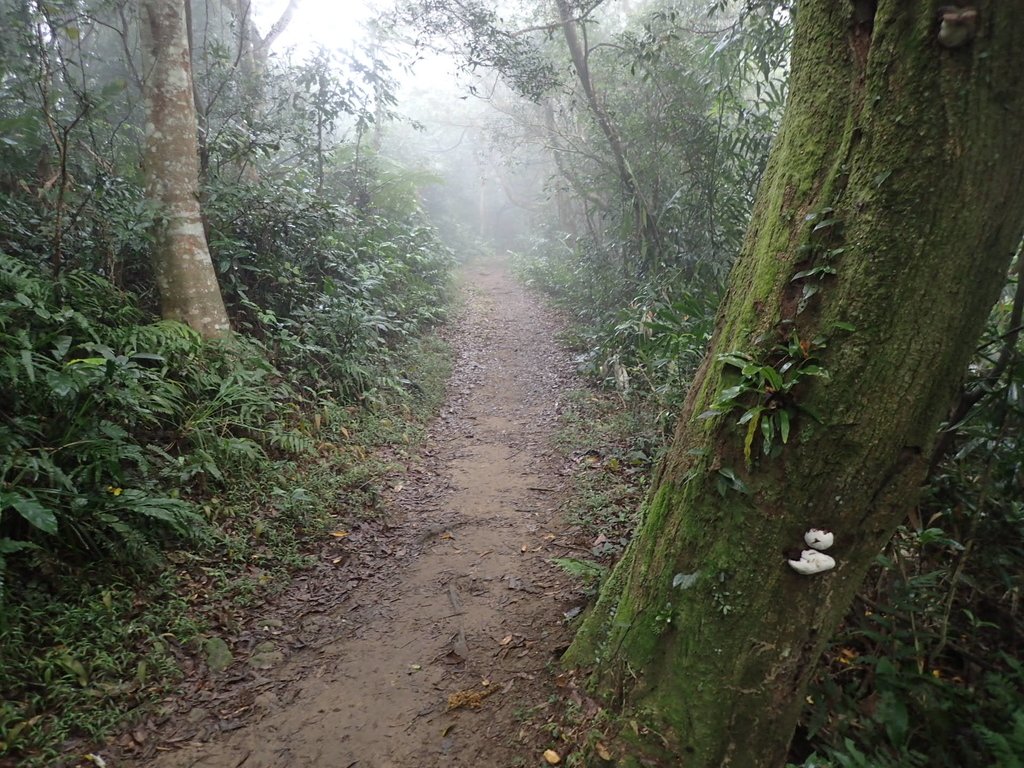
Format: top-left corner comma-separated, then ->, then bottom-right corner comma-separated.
255,0 -> 382,54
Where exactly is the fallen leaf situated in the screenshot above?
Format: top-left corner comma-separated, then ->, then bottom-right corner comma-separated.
329,530 -> 350,538
596,742 -> 612,760
520,544 -> 528,553
499,635 -> 513,646
543,748 -> 561,765
446,686 -> 497,711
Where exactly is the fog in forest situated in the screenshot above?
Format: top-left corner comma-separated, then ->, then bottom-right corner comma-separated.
254,0 -> 686,255
4,2 -> 1023,767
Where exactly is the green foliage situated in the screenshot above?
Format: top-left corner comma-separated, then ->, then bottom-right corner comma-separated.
0,0 -> 458,761
514,2 -> 787,424
0,253 -> 202,575
551,557 -> 607,585
555,391 -> 659,579
515,250 -> 721,429
395,0 -> 561,100
0,322 -> 453,763
0,578 -> 194,757
710,335 -> 830,462
203,162 -> 453,403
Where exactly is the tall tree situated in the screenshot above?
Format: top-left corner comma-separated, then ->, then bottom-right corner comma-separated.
140,0 -> 229,337
564,2 -> 1024,765
553,0 -> 661,265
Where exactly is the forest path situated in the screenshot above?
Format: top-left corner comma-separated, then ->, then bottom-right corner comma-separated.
133,257 -> 581,768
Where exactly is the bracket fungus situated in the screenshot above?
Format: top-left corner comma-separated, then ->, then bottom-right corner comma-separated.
937,5 -> 978,49
803,528 -> 834,551
787,549 -> 836,576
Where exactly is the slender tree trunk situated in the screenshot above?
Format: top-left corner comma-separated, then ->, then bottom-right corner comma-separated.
543,99 -> 598,237
554,0 -> 661,265
140,0 -> 229,338
565,2 -> 1024,765
478,171 -> 489,241
183,0 -> 209,177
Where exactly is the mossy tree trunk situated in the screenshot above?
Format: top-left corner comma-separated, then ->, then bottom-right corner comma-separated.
564,2 -> 1024,765
140,0 -> 229,338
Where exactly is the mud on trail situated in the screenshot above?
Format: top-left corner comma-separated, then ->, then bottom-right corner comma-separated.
126,258 -> 586,768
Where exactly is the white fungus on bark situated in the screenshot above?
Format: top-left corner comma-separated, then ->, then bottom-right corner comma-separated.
803,528 -> 834,551
787,549 -> 836,575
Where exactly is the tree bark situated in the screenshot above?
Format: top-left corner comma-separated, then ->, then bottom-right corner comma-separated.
564,2 -> 1024,765
140,0 -> 229,338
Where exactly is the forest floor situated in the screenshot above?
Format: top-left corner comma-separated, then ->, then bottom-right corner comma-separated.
114,257 -> 592,768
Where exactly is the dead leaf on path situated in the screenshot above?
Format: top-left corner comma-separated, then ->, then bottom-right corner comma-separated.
329,530 -> 350,539
499,634 -> 513,646
439,531 -> 455,540
446,685 -> 497,711
544,748 -> 562,765
596,741 -> 613,760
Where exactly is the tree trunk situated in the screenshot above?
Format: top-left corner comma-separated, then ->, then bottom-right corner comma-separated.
564,2 -> 1024,765
140,0 -> 229,338
553,0 -> 661,266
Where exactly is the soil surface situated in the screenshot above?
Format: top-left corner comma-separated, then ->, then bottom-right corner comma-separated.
121,258 -> 586,768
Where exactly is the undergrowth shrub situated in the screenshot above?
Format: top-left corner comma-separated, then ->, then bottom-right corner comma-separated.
514,246 -> 720,431
203,174 -> 454,402
0,252 -> 200,583
0,248 -> 355,594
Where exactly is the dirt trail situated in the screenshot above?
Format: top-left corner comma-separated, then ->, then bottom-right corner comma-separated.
134,258 -> 582,767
